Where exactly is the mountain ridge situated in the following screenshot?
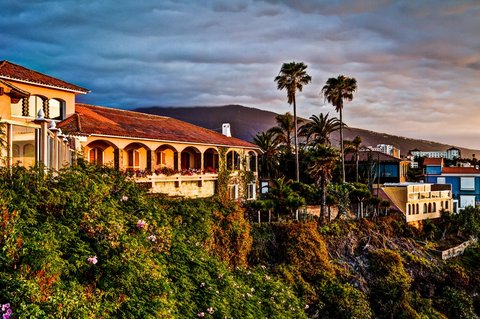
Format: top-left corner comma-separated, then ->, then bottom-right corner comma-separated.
134,105 -> 480,158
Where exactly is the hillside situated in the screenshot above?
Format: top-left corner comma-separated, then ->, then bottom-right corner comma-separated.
135,105 -> 480,158
1,165 -> 480,318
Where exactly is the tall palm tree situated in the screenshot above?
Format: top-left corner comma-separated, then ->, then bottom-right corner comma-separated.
275,62 -> 312,182
321,75 -> 357,183
299,113 -> 340,146
307,144 -> 339,225
253,130 -> 280,179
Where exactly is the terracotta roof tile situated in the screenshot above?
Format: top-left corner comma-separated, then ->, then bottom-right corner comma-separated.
0,60 -> 89,93
442,167 -> 480,174
423,158 -> 443,166
58,103 -> 259,149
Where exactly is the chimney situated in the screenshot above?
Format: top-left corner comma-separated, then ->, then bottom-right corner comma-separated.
222,123 -> 231,137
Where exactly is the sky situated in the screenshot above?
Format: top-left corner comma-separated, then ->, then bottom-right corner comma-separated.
1,0 -> 480,148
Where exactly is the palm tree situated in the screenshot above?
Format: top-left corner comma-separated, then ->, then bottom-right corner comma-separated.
321,75 -> 357,183
299,113 -> 340,146
275,62 -> 312,182
268,113 -> 295,152
253,131 -> 280,179
344,135 -> 363,182
307,144 -> 339,224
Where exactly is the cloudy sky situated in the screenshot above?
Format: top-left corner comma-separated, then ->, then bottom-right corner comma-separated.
2,0 -> 480,148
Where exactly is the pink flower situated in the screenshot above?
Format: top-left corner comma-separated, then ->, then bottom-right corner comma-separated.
87,256 -> 98,265
120,195 -> 128,202
197,312 -> 205,317
137,220 -> 147,229
199,282 -> 205,288
148,234 -> 157,242
206,307 -> 214,314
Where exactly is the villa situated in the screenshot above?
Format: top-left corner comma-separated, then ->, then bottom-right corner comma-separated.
0,60 -> 260,199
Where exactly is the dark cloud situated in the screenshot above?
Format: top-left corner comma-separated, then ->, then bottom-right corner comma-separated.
1,0 -> 480,148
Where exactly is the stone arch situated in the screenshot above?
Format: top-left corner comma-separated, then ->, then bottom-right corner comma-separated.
86,140 -> 120,168
204,147 -> 219,172
155,144 -> 179,170
247,150 -> 257,172
124,142 -> 152,171
181,146 -> 201,170
226,150 -> 241,171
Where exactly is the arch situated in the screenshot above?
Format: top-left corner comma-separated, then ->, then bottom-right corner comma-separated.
416,203 -> 419,214
48,98 -> 66,120
86,140 -> 119,168
445,200 -> 449,209
428,203 -> 432,213
204,148 -> 219,172
226,150 -> 240,171
181,146 -> 201,170
247,150 -> 257,172
28,94 -> 47,117
423,203 -> 427,214
407,204 -> 411,215
155,144 -> 178,170
124,142 -> 151,171
23,143 -> 35,167
433,202 -> 436,212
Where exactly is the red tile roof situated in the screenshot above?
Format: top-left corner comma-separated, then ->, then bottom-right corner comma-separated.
442,167 -> 480,174
0,60 -> 89,93
423,158 -> 443,166
58,103 -> 259,149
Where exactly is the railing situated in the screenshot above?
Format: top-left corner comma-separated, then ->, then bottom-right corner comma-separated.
408,190 -> 451,200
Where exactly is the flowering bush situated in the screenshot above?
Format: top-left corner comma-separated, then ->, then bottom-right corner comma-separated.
87,256 -> 98,265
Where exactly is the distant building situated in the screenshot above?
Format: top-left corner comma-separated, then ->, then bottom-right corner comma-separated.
346,150 -> 410,184
381,183 -> 453,224
423,159 -> 480,210
369,144 -> 401,158
410,147 -> 461,160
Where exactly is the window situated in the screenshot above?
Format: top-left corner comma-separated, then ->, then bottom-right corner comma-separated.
247,183 -> 256,200
228,184 -> 238,200
437,177 -> 446,184
49,99 -> 65,120
460,195 -> 475,208
156,151 -> 166,165
89,148 -> 103,166
460,177 -> 475,190
128,149 -> 140,168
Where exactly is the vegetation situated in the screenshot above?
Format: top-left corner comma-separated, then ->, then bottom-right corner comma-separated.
1,164 -> 480,318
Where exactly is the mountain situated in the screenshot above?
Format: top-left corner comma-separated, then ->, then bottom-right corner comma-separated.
134,105 -> 480,158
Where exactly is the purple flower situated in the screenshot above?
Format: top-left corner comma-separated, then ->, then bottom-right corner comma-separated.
1,304 -> 9,312
136,220 -> 147,229
147,234 -> 157,242
199,282 -> 205,288
197,312 -> 205,317
87,256 -> 98,265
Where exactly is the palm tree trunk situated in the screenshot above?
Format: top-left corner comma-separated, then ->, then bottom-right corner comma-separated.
340,107 -> 345,183
355,152 -> 359,183
320,176 -> 326,225
293,97 -> 300,182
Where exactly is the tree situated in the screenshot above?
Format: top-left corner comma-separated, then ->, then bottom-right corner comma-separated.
253,131 -> 280,179
344,135 -> 363,182
307,145 -> 339,224
321,75 -> 357,183
268,112 -> 302,153
299,113 -> 340,146
275,62 -> 312,182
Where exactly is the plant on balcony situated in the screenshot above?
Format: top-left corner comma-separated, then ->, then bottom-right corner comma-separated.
204,166 -> 218,174
180,168 -> 202,176
154,166 -> 177,176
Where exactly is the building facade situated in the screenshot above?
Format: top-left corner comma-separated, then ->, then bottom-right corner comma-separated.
423,159 -> 480,209
381,183 -> 453,223
0,61 -> 260,200
410,147 -> 461,160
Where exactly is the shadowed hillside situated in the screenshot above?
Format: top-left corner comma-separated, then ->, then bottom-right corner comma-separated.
135,105 -> 480,158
